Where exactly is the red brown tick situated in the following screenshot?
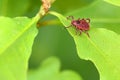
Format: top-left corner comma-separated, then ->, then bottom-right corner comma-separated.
66,16 -> 90,37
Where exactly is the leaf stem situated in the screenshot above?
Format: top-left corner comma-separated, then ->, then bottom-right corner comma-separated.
32,0 -> 56,27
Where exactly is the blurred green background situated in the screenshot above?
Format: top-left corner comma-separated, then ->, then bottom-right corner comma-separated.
0,0 -> 99,80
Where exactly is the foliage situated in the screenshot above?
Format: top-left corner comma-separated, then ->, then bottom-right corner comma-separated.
0,0 -> 120,80
28,57 -> 82,80
49,10 -> 120,80
104,0 -> 120,6
0,17 -> 38,80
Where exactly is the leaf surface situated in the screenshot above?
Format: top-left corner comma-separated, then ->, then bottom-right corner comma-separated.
28,57 -> 82,80
0,16 -> 38,80
104,0 -> 120,6
49,11 -> 120,80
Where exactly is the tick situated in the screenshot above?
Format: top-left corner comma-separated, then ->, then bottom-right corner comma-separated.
66,16 -> 90,37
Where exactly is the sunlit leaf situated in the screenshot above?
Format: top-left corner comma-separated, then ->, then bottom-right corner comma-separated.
49,11 -> 120,80
104,0 -> 120,6
0,17 -> 38,80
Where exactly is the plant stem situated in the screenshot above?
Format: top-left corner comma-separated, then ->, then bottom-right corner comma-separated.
32,0 -> 56,27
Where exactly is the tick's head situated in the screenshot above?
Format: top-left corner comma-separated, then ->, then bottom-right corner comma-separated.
71,20 -> 80,26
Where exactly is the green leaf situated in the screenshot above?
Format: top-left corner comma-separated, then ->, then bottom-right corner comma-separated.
28,57 -> 82,80
66,0 -> 120,34
0,17 -> 38,80
49,11 -> 120,80
0,0 -> 29,17
104,0 -> 120,6
52,0 -> 94,13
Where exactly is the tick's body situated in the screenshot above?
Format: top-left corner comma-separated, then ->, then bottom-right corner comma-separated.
67,16 -> 90,37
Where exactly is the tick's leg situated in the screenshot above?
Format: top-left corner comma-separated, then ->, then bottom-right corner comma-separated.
73,27 -> 79,35
84,31 -> 90,38
81,18 -> 85,20
65,25 -> 72,28
78,18 -> 80,20
75,28 -> 79,35
67,16 -> 74,20
79,30 -> 82,35
86,18 -> 90,23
